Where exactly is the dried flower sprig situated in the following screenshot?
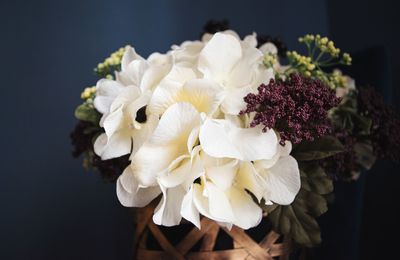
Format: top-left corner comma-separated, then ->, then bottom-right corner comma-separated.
94,46 -> 129,78
281,35 -> 352,90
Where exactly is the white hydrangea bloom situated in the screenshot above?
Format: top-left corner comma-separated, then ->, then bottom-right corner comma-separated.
94,31 -> 301,230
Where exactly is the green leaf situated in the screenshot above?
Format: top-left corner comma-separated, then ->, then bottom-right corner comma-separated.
300,163 -> 333,195
330,94 -> 372,135
74,103 -> 101,124
269,190 -> 323,247
351,112 -> 372,135
268,162 -> 332,247
292,136 -> 344,161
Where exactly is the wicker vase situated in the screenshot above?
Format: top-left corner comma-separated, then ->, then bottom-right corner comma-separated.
132,200 -> 293,260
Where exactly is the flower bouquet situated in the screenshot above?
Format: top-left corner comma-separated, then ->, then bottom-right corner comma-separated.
71,21 -> 400,259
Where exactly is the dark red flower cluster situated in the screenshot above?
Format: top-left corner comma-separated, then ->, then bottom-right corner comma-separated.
91,154 -> 130,181
70,120 -> 97,158
358,87 -> 400,161
241,73 -> 341,145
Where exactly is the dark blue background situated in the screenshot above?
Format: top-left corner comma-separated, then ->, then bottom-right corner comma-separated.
0,0 -> 398,259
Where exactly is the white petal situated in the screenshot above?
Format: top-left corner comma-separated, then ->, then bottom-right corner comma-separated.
199,118 -> 278,161
199,118 -> 242,160
109,85 -> 142,113
125,93 -> 150,125
220,86 -> 252,115
187,127 -> 200,153
206,182 -> 235,222
172,41 -> 204,66
179,79 -> 223,115
263,156 -> 301,205
153,184 -> 185,226
127,60 -> 149,86
221,30 -> 241,40
236,162 -> 265,202
279,141 -> 292,156
131,103 -> 201,186
243,33 -> 258,48
94,79 -> 124,114
116,166 -> 161,207
93,131 -> 131,160
158,147 -> 204,190
158,155 -> 191,188
254,67 -> 275,89
259,42 -> 278,55
150,78 -> 222,116
131,114 -> 159,155
201,33 -> 213,42
121,46 -> 143,71
148,66 -> 197,115
229,124 -> 278,161
150,102 -> 201,145
227,45 -> 263,88
198,33 -> 242,82
147,52 -> 172,66
255,141 -> 292,169
229,187 -> 263,229
103,104 -> 123,138
181,186 -> 201,229
132,144 -> 177,186
202,155 -> 239,191
140,63 -> 171,93
193,182 -> 234,223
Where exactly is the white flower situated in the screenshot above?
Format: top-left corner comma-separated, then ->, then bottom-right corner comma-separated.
252,141 -> 301,205
93,84 -> 158,159
199,116 -> 278,161
148,66 -> 223,117
170,40 -> 205,68
259,42 -> 278,55
99,31 -> 302,230
129,102 -> 201,187
93,47 -> 170,159
181,152 -> 262,229
197,32 -> 273,115
117,102 -> 203,226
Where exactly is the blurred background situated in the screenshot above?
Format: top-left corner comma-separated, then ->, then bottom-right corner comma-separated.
0,0 -> 398,259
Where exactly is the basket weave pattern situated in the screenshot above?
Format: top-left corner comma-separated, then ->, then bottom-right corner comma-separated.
133,201 -> 292,260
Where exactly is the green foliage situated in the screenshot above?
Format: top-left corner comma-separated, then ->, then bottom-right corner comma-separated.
268,162 -> 333,247
330,92 -> 372,135
74,102 -> 101,124
292,136 -> 344,161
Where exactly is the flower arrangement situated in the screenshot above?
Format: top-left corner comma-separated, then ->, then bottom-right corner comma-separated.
71,21 -> 400,248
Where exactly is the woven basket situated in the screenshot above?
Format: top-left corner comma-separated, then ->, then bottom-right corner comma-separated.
132,200 -> 293,260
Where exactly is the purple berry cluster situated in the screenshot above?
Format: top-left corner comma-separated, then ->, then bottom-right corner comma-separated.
241,73 -> 341,145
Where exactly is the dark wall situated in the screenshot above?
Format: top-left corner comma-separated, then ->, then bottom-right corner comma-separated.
328,0 -> 399,106
0,1 -> 329,259
327,0 -> 400,259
